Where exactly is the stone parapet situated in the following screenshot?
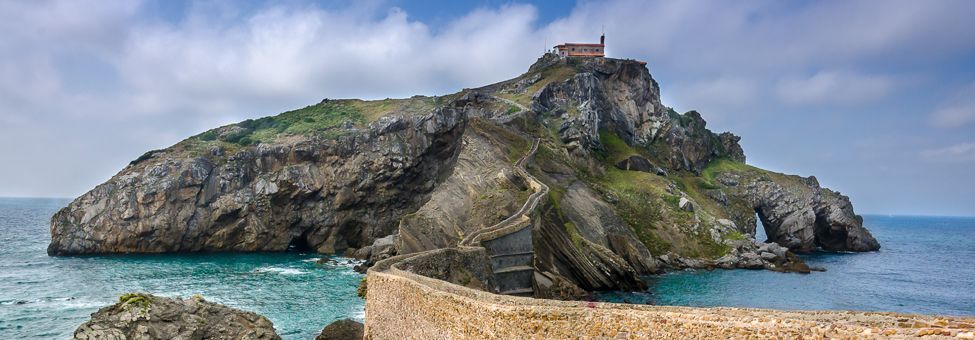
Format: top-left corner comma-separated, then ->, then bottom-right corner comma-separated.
366,249 -> 975,339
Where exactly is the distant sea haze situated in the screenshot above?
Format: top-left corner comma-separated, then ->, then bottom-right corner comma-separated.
1,198 -> 973,339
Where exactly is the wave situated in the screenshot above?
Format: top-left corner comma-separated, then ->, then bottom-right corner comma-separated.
251,267 -> 309,275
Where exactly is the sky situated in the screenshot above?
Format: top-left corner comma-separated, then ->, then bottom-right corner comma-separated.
1,0 -> 973,216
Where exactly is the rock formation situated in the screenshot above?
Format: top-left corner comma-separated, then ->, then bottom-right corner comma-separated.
49,98 -> 467,255
50,53 -> 879,293
73,293 -> 279,340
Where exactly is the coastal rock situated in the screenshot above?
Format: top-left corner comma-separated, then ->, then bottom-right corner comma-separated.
730,173 -> 881,253
316,319 -> 363,340
74,293 -> 279,340
49,99 -> 468,255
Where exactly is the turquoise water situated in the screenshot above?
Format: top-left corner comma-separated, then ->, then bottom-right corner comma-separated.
3,199 -> 974,339
599,215 -> 975,316
0,198 -> 365,339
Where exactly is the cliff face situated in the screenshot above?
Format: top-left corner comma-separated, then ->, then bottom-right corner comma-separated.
50,54 -> 878,292
49,97 -> 467,255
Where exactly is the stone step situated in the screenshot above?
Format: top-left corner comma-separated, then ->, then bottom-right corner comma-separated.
493,265 -> 534,274
489,251 -> 534,258
499,288 -> 533,296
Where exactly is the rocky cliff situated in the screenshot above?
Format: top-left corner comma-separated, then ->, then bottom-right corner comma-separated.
49,97 -> 467,255
50,54 -> 878,293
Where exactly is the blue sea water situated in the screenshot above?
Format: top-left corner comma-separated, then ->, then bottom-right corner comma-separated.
0,198 -> 365,339
599,215 -> 975,316
2,199 -> 974,339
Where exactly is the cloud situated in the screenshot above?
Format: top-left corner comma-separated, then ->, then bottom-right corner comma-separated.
0,0 -> 974,218
931,83 -> 975,128
921,142 -> 975,162
774,71 -> 894,105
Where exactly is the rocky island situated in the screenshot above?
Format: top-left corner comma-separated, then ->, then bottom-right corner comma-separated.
52,54 -> 971,339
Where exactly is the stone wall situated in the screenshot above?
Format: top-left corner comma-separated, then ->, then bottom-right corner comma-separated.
365,250 -> 975,339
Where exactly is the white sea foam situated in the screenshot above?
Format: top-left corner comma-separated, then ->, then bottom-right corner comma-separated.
252,267 -> 308,275
56,297 -> 107,310
351,309 -> 366,322
301,257 -> 321,263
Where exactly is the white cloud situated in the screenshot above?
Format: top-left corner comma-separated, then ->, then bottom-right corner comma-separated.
0,0 -> 974,209
921,142 -> 975,162
931,83 -> 975,128
774,71 -> 894,105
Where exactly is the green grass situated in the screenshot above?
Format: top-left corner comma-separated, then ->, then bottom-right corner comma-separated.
662,194 -> 680,208
118,293 -> 151,310
342,96 -> 439,121
129,149 -> 165,166
700,158 -> 754,184
564,222 -> 584,248
635,229 -> 672,256
726,231 -> 747,241
596,130 -> 638,164
194,101 -> 367,147
505,105 -> 520,115
186,96 -> 445,149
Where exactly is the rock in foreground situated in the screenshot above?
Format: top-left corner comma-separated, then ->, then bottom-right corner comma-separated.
317,319 -> 364,340
74,293 -> 280,340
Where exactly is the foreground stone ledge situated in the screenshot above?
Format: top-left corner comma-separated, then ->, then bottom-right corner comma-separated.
365,251 -> 975,339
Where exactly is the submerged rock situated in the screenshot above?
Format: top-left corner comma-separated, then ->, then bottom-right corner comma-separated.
74,293 -> 279,340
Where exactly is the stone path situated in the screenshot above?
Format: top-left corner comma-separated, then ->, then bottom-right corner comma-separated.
460,137 -> 548,296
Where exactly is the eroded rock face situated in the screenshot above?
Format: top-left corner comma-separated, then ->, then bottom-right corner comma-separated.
531,56 -> 744,172
396,119 -> 528,255
718,172 -> 880,253
49,103 -> 467,255
74,293 -> 279,340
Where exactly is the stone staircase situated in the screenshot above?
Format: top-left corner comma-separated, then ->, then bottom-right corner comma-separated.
461,137 -> 547,296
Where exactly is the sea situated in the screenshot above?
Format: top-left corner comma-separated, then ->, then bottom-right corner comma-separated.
598,214 -> 975,317
1,198 -> 973,339
0,198 -> 364,339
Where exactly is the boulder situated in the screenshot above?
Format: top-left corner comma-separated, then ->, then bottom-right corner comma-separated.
316,319 -> 363,340
615,155 -> 667,176
73,293 -> 279,340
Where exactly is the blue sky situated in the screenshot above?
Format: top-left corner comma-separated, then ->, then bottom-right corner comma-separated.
1,0 -> 973,216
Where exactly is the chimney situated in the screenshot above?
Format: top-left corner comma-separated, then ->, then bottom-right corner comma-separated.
600,34 -> 605,45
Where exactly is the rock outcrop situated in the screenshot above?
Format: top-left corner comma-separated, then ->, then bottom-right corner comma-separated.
714,168 -> 880,252
74,293 -> 279,340
317,319 -> 363,340
49,98 -> 468,255
531,55 -> 744,172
